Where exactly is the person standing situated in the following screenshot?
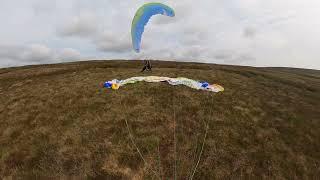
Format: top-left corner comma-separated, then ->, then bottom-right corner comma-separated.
141,60 -> 152,72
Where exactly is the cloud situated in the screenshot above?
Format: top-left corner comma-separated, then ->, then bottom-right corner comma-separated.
23,44 -> 53,62
213,50 -> 234,60
266,15 -> 296,25
93,32 -> 132,53
224,54 -> 256,65
0,0 -> 320,69
32,1 -> 57,15
243,27 -> 257,38
57,13 -> 99,37
0,44 -> 24,61
0,44 -> 53,63
58,48 -> 81,62
208,49 -> 256,65
152,15 -> 177,25
0,43 -> 81,67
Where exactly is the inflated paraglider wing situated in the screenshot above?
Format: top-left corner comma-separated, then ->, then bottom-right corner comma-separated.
131,3 -> 175,53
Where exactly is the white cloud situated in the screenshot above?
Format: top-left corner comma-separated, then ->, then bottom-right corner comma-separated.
0,43 -> 81,67
58,48 -> 82,62
243,27 -> 257,38
57,13 -> 99,37
0,0 -> 319,69
93,32 -> 132,53
0,44 -> 53,63
23,44 -> 53,62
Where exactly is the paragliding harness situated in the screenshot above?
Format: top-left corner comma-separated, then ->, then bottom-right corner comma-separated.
141,60 -> 152,72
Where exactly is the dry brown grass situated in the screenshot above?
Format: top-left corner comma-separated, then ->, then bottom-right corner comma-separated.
0,60 -> 319,179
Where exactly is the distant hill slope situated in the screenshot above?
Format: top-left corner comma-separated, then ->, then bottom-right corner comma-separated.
0,60 -> 319,179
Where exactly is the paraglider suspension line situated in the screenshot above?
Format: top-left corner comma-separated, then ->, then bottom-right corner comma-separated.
121,99 -> 161,179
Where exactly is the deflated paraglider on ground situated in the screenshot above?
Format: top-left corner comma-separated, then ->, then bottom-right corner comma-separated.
101,76 -> 224,93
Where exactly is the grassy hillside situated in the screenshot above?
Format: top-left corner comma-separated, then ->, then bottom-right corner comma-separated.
0,60 -> 319,179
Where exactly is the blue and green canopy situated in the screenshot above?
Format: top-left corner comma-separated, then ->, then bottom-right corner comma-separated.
131,3 -> 175,53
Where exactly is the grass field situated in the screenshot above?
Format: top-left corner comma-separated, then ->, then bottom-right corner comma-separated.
0,60 -> 319,179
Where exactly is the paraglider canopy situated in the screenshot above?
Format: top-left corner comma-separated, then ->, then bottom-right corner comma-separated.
131,3 -> 175,53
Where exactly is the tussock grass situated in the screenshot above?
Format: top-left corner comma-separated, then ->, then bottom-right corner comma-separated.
0,60 -> 319,179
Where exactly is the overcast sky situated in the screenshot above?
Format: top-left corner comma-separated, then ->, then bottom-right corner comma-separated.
0,0 -> 319,69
